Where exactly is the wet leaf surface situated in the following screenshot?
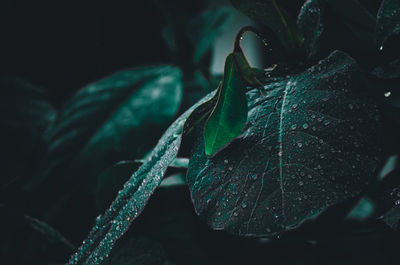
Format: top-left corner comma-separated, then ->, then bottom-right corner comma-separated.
26,66 -> 183,192
297,0 -> 326,58
68,91 -> 216,265
376,0 -> 400,48
25,215 -> 75,250
187,51 -> 381,236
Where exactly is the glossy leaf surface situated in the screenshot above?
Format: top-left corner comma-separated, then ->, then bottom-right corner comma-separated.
204,53 -> 248,157
68,91 -> 216,265
188,51 -> 381,236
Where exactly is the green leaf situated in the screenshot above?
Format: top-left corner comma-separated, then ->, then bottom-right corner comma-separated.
96,161 -> 141,212
297,0 -> 326,58
376,0 -> 400,48
0,78 -> 55,195
204,53 -> 248,157
187,51 -> 381,236
96,159 -> 189,211
67,91 -> 216,265
188,8 -> 233,64
26,66 -> 183,192
24,215 -> 75,250
230,0 -> 303,52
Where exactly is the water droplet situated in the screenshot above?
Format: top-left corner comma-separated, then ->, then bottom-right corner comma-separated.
241,202 -> 247,208
395,200 -> 400,206
302,123 -> 309,129
297,142 -> 303,148
233,211 -> 239,217
299,181 -> 304,186
379,45 -> 383,51
323,120 -> 330,126
228,166 -> 233,171
292,103 -> 298,109
224,159 -> 229,164
291,124 -> 297,130
251,174 -> 258,180
384,91 -> 391,97
278,151 -> 282,157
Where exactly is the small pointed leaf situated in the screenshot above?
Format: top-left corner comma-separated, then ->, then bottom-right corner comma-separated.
204,53 -> 248,157
188,51 -> 381,236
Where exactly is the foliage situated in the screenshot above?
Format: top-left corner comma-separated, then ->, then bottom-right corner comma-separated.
1,0 -> 400,264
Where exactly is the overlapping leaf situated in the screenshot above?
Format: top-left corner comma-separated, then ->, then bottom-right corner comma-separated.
297,0 -> 326,58
68,91 -> 216,265
0,78 -> 55,193
376,0 -> 400,48
204,53 -> 248,157
187,51 -> 381,236
26,66 -> 183,192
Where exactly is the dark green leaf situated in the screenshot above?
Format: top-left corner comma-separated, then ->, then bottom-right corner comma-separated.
297,0 -> 326,58
68,91 -> 216,265
382,204 -> 400,230
96,159 -> 189,211
187,51 -> 381,236
188,8 -> 233,64
204,53 -> 248,157
0,78 -> 55,193
25,215 -> 75,250
96,161 -> 141,212
376,0 -> 400,48
230,0 -> 303,51
26,66 -> 183,192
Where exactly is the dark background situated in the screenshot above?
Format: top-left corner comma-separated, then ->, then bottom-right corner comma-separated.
0,1 -> 204,107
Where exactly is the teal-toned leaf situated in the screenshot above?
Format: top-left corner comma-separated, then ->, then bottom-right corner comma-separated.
297,0 -> 326,58
204,53 -> 248,157
96,161 -> 141,212
24,215 -> 75,250
68,91 -> 216,265
96,158 -> 189,211
376,0 -> 400,48
188,8 -> 233,64
0,78 -> 55,195
230,0 -> 303,51
26,66 -> 183,192
187,51 -> 381,236
346,197 -> 376,221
